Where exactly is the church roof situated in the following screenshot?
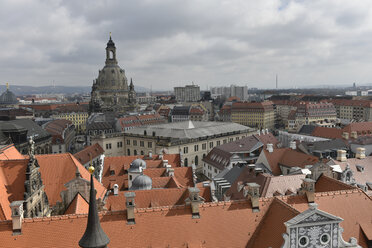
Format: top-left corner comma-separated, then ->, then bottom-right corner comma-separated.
0,89 -> 17,105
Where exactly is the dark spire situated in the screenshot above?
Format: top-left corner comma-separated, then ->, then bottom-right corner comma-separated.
107,32 -> 115,47
130,78 -> 134,91
79,167 -> 109,248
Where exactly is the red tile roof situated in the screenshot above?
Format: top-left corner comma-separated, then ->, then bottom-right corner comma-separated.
0,159 -> 28,220
262,148 -> 319,175
73,143 -> 104,165
281,189 -> 372,248
64,193 -> 89,215
0,189 -> 371,247
315,174 -> 355,192
35,153 -> 106,206
0,144 -> 25,160
311,126 -> 344,139
102,154 -> 182,190
105,187 -> 211,211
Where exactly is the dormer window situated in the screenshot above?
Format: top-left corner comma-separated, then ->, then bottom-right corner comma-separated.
356,164 -> 364,172
110,170 -> 115,176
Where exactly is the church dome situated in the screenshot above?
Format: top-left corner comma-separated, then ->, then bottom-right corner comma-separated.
0,89 -> 17,105
131,175 -> 152,190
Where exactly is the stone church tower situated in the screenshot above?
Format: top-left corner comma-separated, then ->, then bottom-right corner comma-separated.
23,137 -> 51,218
89,34 -> 136,113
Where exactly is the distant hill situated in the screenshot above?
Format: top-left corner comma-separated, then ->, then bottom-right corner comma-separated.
0,84 -> 149,95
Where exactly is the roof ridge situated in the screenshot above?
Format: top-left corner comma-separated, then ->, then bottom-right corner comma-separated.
317,174 -> 355,189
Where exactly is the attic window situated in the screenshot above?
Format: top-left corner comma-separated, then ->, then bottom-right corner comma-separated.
356,164 -> 364,172
110,170 -> 115,176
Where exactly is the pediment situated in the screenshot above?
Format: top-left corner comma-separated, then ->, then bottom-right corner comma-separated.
285,204 -> 343,227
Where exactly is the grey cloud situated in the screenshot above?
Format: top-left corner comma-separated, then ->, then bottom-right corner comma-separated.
1,0 -> 372,88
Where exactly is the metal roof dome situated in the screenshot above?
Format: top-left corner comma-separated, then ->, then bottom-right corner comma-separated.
0,89 -> 17,105
130,158 -> 147,170
131,174 -> 152,190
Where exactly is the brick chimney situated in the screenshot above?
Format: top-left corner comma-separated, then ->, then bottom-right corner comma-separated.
125,192 -> 136,224
113,184 -> 119,195
246,183 -> 260,212
337,150 -> 347,162
187,187 -> 202,219
301,178 -> 315,203
266,143 -> 273,153
342,132 -> 349,140
356,147 -> 366,159
350,131 -> 358,139
10,201 -> 24,235
166,168 -> 175,177
289,141 -> 296,150
162,160 -> 169,167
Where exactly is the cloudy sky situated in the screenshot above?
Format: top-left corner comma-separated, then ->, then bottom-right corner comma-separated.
1,0 -> 372,90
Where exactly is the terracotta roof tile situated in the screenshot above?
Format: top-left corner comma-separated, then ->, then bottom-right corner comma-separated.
311,126 -> 344,139
0,145 -> 25,160
35,153 -> 106,206
106,187 -> 211,211
0,159 -> 28,220
0,189 -> 371,247
64,193 -> 89,215
315,174 -> 355,192
281,189 -> 372,248
102,154 -> 182,190
246,198 -> 300,248
73,143 -> 104,165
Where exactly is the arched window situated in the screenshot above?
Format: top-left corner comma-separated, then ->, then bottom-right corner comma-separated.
195,155 -> 199,166
184,158 -> 188,167
140,151 -> 144,155
109,50 -> 114,59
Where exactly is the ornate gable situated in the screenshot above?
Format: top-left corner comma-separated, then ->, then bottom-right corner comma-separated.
282,203 -> 361,248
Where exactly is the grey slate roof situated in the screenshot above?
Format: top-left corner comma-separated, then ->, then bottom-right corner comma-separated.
221,166 -> 245,184
125,121 -> 254,140
301,138 -> 348,153
298,125 -> 317,135
0,119 -> 51,141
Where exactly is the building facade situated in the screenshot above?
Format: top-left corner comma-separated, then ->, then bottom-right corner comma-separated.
230,101 -> 275,129
123,121 -> 255,171
287,102 -> 337,132
89,35 -> 136,113
174,84 -> 200,102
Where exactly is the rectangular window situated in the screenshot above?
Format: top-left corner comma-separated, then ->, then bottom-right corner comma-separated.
209,142 -> 213,149
194,144 -> 199,152
184,147 -> 188,154
202,143 -> 206,150
140,141 -> 144,147
216,141 -> 221,146
223,139 -> 227,144
133,140 -> 137,146
117,141 -> 123,148
106,143 -> 112,149
126,139 -> 130,145
148,142 -> 152,148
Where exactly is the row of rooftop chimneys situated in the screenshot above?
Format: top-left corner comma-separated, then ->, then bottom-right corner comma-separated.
229,177 -> 317,212
342,131 -> 358,140
9,178 -> 319,235
9,186 -> 205,234
266,141 -> 297,153
256,129 -> 270,136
